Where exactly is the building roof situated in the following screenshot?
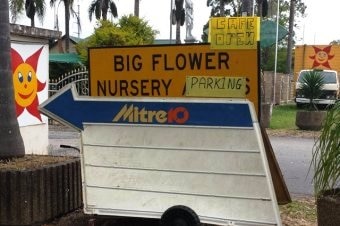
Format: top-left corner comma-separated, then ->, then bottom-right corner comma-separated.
49,53 -> 81,64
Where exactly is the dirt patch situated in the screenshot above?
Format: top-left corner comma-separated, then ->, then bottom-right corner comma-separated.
280,197 -> 317,226
266,128 -> 320,139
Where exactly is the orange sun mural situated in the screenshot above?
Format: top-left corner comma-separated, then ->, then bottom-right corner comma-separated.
309,45 -> 334,69
11,47 -> 46,121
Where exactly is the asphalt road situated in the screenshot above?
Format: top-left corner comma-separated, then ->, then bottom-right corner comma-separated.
269,136 -> 315,196
48,126 -> 316,197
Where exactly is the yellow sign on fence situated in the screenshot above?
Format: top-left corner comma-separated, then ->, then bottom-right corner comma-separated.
209,17 -> 260,49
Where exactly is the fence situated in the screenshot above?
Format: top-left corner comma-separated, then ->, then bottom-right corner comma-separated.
262,71 -> 293,105
49,67 -> 89,97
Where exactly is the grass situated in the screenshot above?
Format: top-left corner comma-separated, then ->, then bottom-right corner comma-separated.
270,103 -> 298,130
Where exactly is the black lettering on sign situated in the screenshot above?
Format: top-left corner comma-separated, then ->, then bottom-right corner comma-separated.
189,76 -> 244,91
96,79 -> 172,97
246,78 -> 250,95
120,80 -> 129,96
176,53 -> 186,70
130,80 -> 139,96
151,52 -> 230,71
227,78 -> 242,90
113,54 -> 142,72
216,17 -> 255,30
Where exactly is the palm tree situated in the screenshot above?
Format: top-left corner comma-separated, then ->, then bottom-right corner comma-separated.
0,0 -> 25,159
9,0 -> 46,27
50,0 -> 77,53
88,0 -> 118,21
299,70 -> 325,111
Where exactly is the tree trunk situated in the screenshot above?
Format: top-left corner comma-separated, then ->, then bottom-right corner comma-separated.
30,18 -> 35,27
241,0 -> 252,16
25,0 -> 36,27
64,0 -> 70,53
220,0 -> 225,16
0,0 -> 25,159
176,21 -> 181,44
257,0 -> 263,17
286,0 -> 295,74
134,0 -> 139,17
102,0 -> 108,20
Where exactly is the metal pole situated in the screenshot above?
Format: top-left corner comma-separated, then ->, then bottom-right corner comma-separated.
170,0 -> 174,43
252,0 -> 255,16
273,0 -> 280,104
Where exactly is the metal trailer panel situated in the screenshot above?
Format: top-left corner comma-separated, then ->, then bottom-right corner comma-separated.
81,101 -> 281,226
83,146 -> 264,175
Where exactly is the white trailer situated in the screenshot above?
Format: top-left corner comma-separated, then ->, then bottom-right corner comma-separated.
79,99 -> 282,225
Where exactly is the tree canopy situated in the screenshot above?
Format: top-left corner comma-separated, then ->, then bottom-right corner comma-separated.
76,15 -> 158,65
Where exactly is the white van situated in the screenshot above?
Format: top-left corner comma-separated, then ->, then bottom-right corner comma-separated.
295,69 -> 339,108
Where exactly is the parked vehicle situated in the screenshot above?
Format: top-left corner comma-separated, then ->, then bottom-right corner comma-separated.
295,69 -> 339,108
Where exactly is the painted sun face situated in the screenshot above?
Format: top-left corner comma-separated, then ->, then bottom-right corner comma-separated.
309,45 -> 334,69
13,63 -> 38,108
11,47 -> 46,121
315,51 -> 329,64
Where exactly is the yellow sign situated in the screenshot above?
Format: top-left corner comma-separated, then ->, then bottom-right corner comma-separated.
209,17 -> 260,49
186,76 -> 246,98
89,44 -> 259,114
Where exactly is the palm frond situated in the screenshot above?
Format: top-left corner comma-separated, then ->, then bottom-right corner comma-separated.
312,101 -> 340,196
9,0 -> 25,22
109,1 -> 118,18
34,0 -> 46,19
300,70 -> 325,110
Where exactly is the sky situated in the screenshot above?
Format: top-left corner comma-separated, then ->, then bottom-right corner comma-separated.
295,0 -> 340,45
14,0 -> 340,45
15,0 -> 211,43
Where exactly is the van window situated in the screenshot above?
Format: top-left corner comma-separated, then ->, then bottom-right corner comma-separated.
298,71 -> 337,84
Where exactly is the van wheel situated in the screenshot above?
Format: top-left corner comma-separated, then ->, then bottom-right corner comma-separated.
161,205 -> 200,226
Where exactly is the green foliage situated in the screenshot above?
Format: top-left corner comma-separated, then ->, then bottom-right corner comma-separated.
299,70 -> 325,111
270,104 -> 297,130
329,40 -> 340,45
118,15 -> 157,45
76,16 -> 158,66
49,63 -> 80,80
261,46 -> 289,73
311,101 -> 340,196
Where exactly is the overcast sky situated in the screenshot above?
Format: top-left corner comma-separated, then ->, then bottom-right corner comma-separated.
14,0 -> 340,45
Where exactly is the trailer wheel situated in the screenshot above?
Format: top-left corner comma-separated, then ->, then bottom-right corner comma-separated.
161,205 -> 201,226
